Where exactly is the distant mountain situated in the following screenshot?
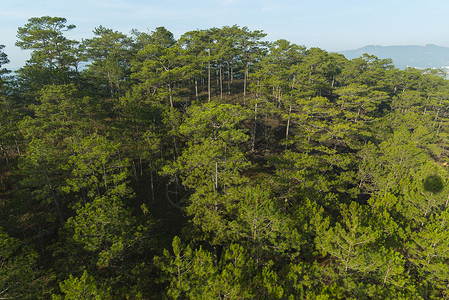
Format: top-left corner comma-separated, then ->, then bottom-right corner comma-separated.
338,44 -> 449,69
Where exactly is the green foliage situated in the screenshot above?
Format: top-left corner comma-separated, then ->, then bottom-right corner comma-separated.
0,228 -> 39,299
63,133 -> 132,201
0,45 -> 10,77
52,270 -> 110,299
316,202 -> 409,298
407,210 -> 449,295
132,41 -> 195,107
155,237 -> 257,299
82,26 -> 134,98
61,133 -> 139,267
66,195 -> 136,267
5,18 -> 449,299
162,101 -> 251,194
16,16 -> 79,90
227,185 -> 303,261
154,236 -> 216,299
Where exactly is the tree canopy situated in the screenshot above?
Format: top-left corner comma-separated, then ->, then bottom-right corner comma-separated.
2,16 -> 449,299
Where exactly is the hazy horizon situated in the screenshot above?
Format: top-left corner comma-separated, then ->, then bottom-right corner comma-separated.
3,0 -> 449,70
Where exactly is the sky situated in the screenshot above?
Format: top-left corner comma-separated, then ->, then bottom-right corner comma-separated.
2,0 -> 449,70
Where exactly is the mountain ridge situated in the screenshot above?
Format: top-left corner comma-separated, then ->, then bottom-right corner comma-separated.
338,44 -> 449,69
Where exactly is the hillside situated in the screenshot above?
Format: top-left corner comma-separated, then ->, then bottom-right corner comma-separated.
4,17 -> 449,299
339,44 -> 449,69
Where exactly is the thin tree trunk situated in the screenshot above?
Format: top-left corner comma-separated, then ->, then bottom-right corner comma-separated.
107,71 -> 114,98
216,64 -> 219,96
285,104 -> 292,150
215,162 -> 218,190
227,61 -> 231,95
168,83 -> 173,108
208,48 -> 211,102
140,157 -> 143,179
195,79 -> 199,101
265,106 -> 269,148
132,160 -> 139,183
252,103 -> 258,151
150,164 -> 155,205
219,62 -> 223,101
15,139 -> 21,156
243,62 -> 248,106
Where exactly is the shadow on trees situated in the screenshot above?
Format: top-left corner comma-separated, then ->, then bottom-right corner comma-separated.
423,174 -> 444,193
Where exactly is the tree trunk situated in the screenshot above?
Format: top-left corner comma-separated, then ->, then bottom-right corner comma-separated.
216,64 -> 219,96
107,71 -> 114,98
285,104 -> 292,150
243,62 -> 248,106
15,139 -> 21,156
219,62 -> 223,101
227,61 -> 231,95
132,160 -> 139,183
150,163 -> 155,205
195,79 -> 199,101
265,105 -> 269,150
252,103 -> 258,151
215,161 -> 218,190
208,48 -> 211,102
168,83 -> 173,108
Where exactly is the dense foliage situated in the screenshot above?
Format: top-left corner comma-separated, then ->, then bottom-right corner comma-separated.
2,16 -> 449,299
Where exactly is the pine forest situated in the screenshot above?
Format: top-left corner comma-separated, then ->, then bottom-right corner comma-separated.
2,16 -> 449,299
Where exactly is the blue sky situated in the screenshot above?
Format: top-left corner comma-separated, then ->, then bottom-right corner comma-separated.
2,0 -> 449,69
